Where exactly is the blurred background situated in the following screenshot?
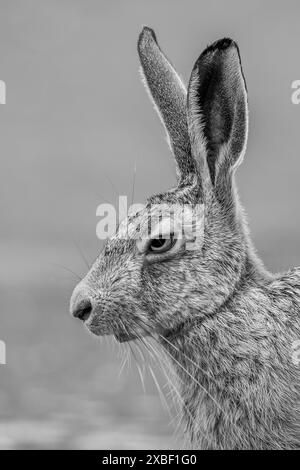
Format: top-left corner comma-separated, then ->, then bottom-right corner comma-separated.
0,0 -> 300,449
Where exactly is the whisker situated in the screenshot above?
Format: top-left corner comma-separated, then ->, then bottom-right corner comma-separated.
133,342 -> 147,393
131,330 -> 174,420
50,262 -> 82,281
135,334 -> 157,362
72,240 -> 90,270
118,344 -> 130,378
148,363 -> 173,419
119,319 -> 145,390
104,172 -> 120,199
133,341 -> 147,364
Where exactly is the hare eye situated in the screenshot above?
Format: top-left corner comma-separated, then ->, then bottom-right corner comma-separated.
149,235 -> 175,253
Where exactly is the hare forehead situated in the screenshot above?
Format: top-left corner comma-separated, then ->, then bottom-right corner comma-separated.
115,203 -> 204,241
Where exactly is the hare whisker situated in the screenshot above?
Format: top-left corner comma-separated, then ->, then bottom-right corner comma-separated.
51,262 -> 82,281
72,240 -> 90,270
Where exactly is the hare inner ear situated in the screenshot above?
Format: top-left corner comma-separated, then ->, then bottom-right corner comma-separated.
187,38 -> 248,186
138,27 -> 196,182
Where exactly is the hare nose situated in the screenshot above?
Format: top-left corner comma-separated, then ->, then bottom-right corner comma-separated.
71,298 -> 93,322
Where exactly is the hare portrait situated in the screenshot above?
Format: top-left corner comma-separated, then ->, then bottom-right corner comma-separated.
70,27 -> 300,449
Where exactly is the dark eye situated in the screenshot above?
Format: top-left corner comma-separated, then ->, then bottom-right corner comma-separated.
148,234 -> 175,253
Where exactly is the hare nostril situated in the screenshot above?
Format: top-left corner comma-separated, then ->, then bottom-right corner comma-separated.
72,298 -> 93,322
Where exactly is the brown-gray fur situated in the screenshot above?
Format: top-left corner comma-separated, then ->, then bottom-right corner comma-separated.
70,27 -> 300,449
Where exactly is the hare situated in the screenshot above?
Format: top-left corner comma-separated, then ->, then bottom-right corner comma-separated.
70,27 -> 300,449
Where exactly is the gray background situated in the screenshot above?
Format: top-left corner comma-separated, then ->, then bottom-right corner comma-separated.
0,0 -> 300,449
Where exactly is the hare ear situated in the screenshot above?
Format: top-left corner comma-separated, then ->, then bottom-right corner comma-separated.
138,27 -> 195,180
187,38 -> 248,188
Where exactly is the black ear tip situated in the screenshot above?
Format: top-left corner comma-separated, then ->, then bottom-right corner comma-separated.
202,37 -> 239,56
138,26 -> 157,47
214,37 -> 236,50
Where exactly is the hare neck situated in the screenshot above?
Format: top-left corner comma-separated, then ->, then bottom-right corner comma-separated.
232,184 -> 272,283
160,271 -> 273,449
160,312 -> 258,449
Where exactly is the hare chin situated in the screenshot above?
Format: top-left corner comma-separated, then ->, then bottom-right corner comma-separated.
114,332 -> 138,343
84,321 -> 109,338
84,321 -> 137,343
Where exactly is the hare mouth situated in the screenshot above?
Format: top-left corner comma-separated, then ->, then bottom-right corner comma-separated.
114,332 -> 138,343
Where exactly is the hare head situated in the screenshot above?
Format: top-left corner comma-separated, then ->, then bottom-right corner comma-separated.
70,27 -> 251,343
